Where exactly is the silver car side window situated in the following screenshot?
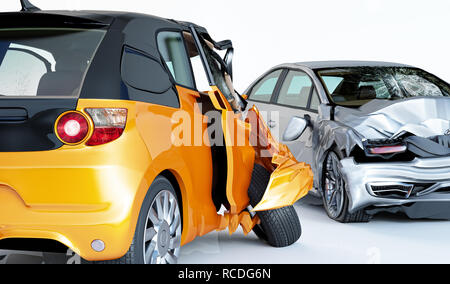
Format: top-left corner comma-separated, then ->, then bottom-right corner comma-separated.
249,69 -> 283,102
309,88 -> 321,111
277,70 -> 312,108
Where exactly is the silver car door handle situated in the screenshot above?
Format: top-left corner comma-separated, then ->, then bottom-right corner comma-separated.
268,120 -> 277,128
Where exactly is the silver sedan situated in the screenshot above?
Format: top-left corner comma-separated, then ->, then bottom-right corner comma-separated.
245,61 -> 450,223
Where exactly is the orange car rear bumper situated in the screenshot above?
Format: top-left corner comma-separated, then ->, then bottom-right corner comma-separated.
0,107 -> 152,261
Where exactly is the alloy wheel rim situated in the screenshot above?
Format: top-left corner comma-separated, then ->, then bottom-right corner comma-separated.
324,152 -> 345,219
143,190 -> 181,264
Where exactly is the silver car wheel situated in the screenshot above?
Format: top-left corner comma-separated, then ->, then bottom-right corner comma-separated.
324,152 -> 345,219
143,190 -> 182,264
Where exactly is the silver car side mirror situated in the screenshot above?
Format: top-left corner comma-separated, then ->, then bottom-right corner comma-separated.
283,116 -> 308,142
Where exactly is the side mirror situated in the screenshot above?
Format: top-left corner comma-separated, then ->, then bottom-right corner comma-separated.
283,116 -> 308,142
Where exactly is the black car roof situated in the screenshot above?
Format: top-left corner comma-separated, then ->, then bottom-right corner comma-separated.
0,10 -> 209,33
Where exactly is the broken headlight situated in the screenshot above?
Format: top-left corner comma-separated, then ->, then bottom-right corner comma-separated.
363,139 -> 407,159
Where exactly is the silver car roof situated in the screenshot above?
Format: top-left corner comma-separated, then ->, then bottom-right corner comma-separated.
277,61 -> 414,70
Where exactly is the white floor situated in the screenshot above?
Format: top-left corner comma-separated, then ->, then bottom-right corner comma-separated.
179,198 -> 450,264
2,198 -> 450,264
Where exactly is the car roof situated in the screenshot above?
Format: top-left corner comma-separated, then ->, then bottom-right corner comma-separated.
0,10 -> 208,33
279,61 -> 414,70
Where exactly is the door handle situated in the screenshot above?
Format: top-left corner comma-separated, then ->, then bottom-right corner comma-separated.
268,120 -> 277,128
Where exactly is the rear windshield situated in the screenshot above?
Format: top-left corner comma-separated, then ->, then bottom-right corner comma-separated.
0,28 -> 106,98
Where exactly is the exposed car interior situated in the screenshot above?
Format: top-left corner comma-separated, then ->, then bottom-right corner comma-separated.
182,31 -> 245,112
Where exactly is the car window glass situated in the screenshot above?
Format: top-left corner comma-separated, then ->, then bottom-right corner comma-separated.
358,80 -> 390,98
181,32 -> 210,92
0,49 -> 47,96
318,67 -> 450,106
395,74 -> 443,97
189,55 -> 211,92
197,36 -> 235,102
321,76 -> 344,94
181,31 -> 244,112
277,70 -> 312,108
121,47 -> 173,93
0,28 -> 105,97
157,31 -> 195,89
310,88 -> 321,111
249,70 -> 283,102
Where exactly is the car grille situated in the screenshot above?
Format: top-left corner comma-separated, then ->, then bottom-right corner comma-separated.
369,184 -> 414,198
369,182 -> 450,199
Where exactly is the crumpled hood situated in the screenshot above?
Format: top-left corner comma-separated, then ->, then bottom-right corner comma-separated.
335,97 -> 450,140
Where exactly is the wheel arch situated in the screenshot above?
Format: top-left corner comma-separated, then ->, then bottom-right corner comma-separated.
158,169 -> 184,227
317,143 -> 338,195
154,168 -> 199,246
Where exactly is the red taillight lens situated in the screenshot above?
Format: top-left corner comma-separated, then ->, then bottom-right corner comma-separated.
85,108 -> 127,146
368,145 -> 407,155
56,112 -> 89,144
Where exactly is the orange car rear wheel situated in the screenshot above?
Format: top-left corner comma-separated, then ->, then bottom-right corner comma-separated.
85,176 -> 182,264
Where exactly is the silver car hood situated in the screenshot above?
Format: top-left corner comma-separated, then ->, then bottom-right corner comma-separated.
335,97 -> 450,140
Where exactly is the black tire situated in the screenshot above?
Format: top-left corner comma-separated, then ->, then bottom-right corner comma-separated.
248,164 -> 302,247
322,148 -> 372,223
85,176 -> 181,264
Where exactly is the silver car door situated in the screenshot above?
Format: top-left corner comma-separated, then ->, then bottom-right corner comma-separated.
273,70 -> 318,165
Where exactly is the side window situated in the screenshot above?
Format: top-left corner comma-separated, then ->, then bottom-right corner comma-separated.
277,70 -> 313,108
121,47 -> 173,93
309,88 -> 321,111
157,31 -> 195,89
189,54 -> 211,92
182,32 -> 211,92
249,70 -> 283,102
321,76 -> 344,95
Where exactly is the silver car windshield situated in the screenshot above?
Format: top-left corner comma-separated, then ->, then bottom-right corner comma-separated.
0,28 -> 106,98
317,67 -> 450,107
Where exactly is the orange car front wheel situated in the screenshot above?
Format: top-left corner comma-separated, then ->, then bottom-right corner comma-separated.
248,165 -> 302,247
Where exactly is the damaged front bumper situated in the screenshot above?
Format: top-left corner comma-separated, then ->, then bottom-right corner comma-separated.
340,156 -> 450,219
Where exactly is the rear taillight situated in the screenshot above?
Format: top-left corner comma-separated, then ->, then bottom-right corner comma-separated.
368,145 -> 407,155
85,108 -> 127,146
56,112 -> 89,144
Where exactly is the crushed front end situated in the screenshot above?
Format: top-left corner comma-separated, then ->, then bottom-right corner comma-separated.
341,134 -> 450,219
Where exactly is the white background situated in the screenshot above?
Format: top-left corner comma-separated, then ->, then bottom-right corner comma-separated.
1,0 -> 450,264
2,0 -> 450,91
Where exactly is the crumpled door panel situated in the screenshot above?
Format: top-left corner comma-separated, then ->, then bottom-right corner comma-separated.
206,88 -> 314,235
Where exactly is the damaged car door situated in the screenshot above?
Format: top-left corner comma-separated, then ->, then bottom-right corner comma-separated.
184,26 -> 313,245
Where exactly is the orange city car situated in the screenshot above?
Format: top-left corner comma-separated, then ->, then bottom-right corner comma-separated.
0,2 -> 313,264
